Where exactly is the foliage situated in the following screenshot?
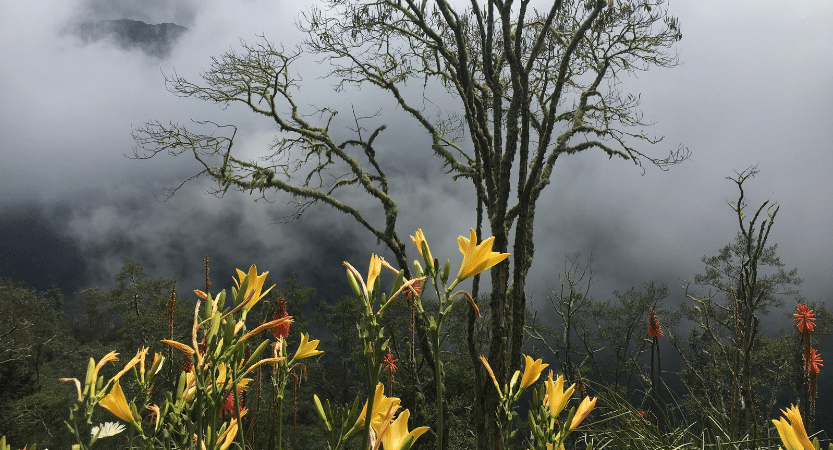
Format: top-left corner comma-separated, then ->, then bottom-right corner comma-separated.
0,279 -> 77,449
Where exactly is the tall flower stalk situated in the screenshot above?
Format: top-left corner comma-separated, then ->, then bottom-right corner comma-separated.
344,254 -> 425,450
647,308 -> 664,430
794,304 -> 821,431
410,228 -> 509,450
340,228 -> 506,450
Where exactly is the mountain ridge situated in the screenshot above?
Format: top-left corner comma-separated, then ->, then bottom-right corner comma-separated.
75,18 -> 188,57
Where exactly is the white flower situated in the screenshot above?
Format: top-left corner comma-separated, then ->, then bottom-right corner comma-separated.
91,421 -> 126,438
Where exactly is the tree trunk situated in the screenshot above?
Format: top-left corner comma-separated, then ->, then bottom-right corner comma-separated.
485,228 -> 510,450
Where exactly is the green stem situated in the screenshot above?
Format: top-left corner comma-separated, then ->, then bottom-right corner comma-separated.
197,397 -> 203,450
435,336 -> 444,450
278,394 -> 284,450
233,376 -> 247,450
362,381 -> 374,450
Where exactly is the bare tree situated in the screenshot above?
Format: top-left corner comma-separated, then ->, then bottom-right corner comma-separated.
536,253 -> 595,385
133,1 -> 687,447
681,167 -> 801,446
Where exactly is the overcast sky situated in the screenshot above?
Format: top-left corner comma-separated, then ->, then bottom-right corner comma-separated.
2,0 -> 832,407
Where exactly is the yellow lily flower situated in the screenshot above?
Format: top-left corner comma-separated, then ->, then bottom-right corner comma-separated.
367,254 -> 382,294
410,229 -> 434,270
217,420 -> 238,450
217,409 -> 247,450
519,355 -> 548,390
372,409 -> 430,450
455,229 -> 510,282
773,417 -> 803,450
569,396 -> 597,430
355,383 -> 401,431
543,373 -> 575,417
99,379 -> 137,424
773,405 -> 814,450
112,347 -> 148,383
215,363 -> 252,389
92,350 -> 119,385
345,255 -> 405,313
293,333 -> 324,361
150,352 -> 165,375
182,369 -> 198,402
234,265 -> 274,310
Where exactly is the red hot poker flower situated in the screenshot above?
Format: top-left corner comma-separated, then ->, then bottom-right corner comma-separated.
179,353 -> 193,372
804,348 -> 823,374
648,309 -> 663,339
383,350 -> 398,376
405,278 -> 422,304
794,304 -> 816,333
221,389 -> 244,418
271,295 -> 291,340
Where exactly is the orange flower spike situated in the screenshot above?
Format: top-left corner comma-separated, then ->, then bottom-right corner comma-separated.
383,350 -> 398,375
648,308 -> 663,338
805,348 -> 823,374
794,304 -> 816,333
405,278 -> 422,303
271,295 -> 291,340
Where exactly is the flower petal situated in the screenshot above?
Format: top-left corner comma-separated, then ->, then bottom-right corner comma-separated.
99,379 -> 136,424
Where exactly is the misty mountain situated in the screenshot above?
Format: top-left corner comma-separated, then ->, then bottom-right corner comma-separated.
74,18 -> 187,57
